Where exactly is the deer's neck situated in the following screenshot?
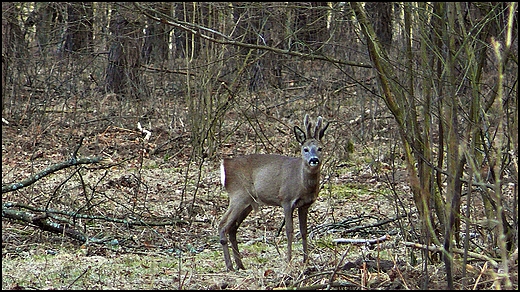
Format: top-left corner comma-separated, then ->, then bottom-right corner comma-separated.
301,165 -> 320,190
289,167 -> 320,210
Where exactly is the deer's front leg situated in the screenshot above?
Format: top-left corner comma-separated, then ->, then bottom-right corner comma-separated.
283,204 -> 294,263
298,205 -> 309,263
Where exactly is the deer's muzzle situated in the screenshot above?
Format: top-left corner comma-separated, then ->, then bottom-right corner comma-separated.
309,157 -> 320,167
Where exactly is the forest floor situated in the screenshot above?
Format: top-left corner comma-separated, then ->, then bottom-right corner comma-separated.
2,96 -> 517,290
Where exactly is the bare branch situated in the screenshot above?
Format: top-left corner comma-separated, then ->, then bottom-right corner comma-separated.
133,3 -> 371,69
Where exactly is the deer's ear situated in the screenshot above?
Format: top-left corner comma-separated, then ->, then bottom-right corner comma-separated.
318,121 -> 329,140
314,117 -> 323,139
304,114 -> 313,138
294,126 -> 306,144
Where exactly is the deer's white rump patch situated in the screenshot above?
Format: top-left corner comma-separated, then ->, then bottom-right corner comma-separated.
220,160 -> 226,186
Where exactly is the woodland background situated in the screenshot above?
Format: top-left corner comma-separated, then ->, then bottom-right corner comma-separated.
2,2 -> 518,290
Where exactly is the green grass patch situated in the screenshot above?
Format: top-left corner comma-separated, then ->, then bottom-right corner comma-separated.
2,247 -> 235,289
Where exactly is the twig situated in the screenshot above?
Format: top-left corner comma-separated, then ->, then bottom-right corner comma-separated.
472,261 -> 488,290
292,270 -> 360,289
328,246 -> 351,289
67,266 -> 90,289
391,255 -> 409,289
71,136 -> 84,161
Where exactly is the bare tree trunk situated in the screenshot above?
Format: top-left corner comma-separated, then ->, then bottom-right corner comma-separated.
293,2 -> 330,53
2,2 -> 30,118
365,2 -> 393,51
105,3 -> 143,99
34,3 -> 65,57
141,2 -> 171,64
62,2 -> 93,54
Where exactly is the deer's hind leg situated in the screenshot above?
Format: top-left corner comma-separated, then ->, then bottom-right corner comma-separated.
219,196 -> 253,271
218,208 -> 236,271
229,205 -> 253,270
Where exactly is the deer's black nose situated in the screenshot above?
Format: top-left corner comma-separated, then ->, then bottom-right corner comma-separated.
309,157 -> 320,166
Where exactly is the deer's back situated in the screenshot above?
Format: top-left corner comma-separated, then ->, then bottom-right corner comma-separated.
221,154 -> 303,206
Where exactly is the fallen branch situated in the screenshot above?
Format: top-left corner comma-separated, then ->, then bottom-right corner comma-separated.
3,201 -> 189,227
2,203 -> 190,244
294,281 -> 357,290
2,156 -> 103,193
2,208 -> 87,242
2,152 -> 192,243
333,234 -> 390,245
310,212 -> 412,236
403,241 -> 500,269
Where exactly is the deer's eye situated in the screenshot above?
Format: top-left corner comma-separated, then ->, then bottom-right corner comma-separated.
318,147 -> 322,152
303,148 -> 309,152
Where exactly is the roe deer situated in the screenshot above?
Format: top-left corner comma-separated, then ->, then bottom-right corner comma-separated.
218,114 -> 329,271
